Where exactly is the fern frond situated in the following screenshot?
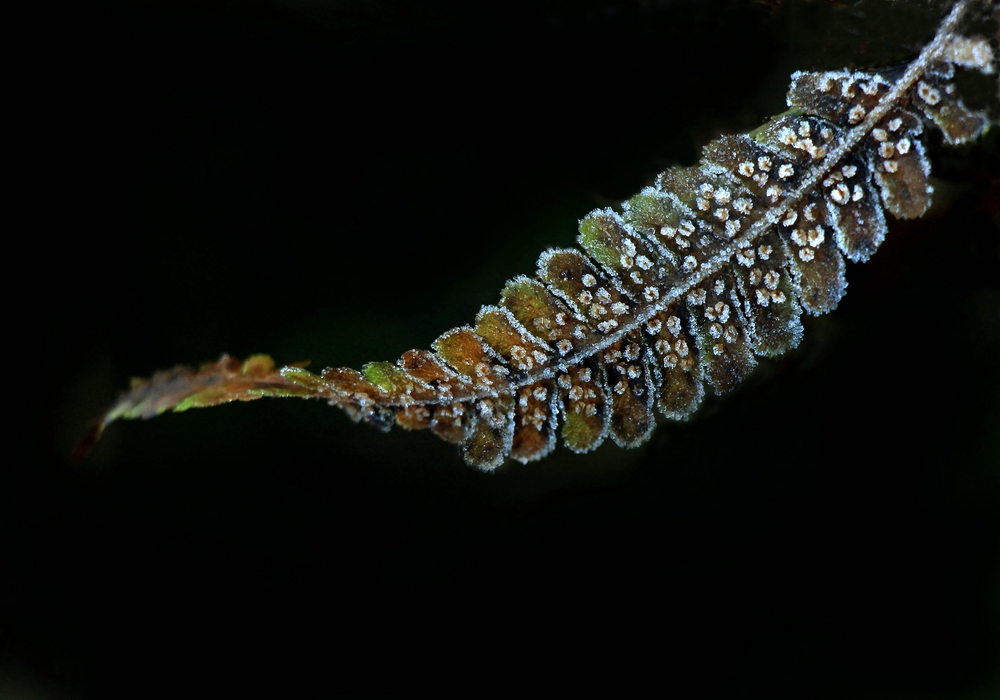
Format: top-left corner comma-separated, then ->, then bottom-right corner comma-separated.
88,0 -> 999,471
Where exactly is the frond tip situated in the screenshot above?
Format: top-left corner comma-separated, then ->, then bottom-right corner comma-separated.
101,355 -> 316,422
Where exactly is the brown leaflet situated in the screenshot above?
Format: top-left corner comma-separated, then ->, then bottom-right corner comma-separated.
510,379 -> 559,463
644,306 -> 705,420
685,271 -> 758,394
600,330 -> 657,447
462,393 -> 516,470
732,231 -> 804,357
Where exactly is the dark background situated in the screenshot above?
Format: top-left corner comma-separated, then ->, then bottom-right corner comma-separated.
9,0 -> 999,697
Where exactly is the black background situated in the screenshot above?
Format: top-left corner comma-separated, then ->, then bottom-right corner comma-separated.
9,0 -> 1000,697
